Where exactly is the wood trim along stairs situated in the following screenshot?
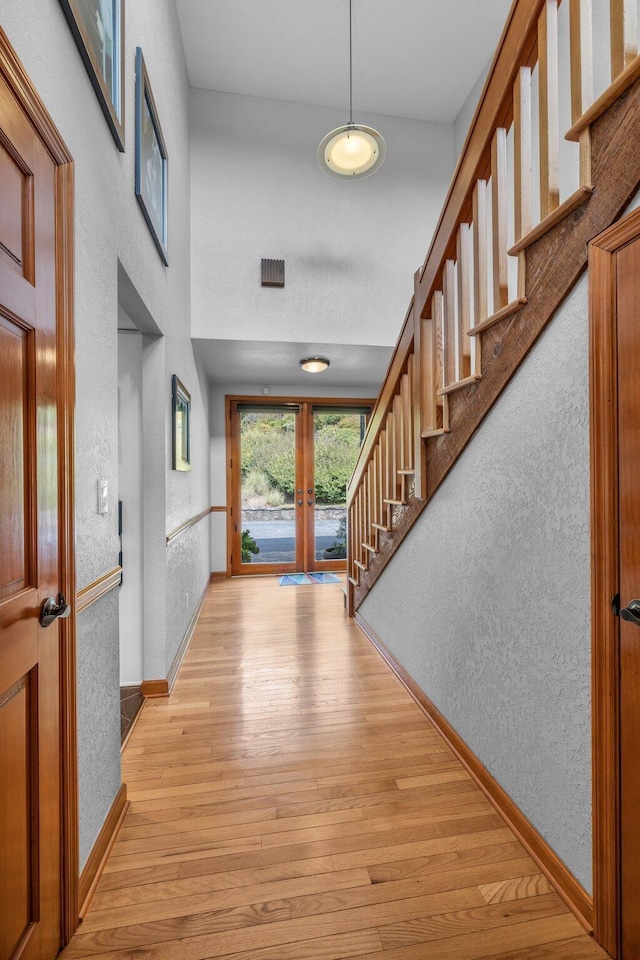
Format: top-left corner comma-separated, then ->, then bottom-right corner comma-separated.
354,73 -> 640,609
353,611 -> 594,934
78,783 -> 129,920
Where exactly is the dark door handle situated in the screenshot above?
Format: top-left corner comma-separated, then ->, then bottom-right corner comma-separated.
40,593 -> 72,628
618,598 -> 640,628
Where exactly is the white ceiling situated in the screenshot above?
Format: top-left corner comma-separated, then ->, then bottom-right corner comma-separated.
193,338 -> 393,390
175,0 -> 513,124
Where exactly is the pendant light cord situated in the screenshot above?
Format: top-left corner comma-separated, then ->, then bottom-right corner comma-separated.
349,0 -> 353,123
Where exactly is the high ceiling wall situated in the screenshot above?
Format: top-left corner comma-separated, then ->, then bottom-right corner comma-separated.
190,89 -> 456,351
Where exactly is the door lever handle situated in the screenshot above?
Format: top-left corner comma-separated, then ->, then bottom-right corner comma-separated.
613,594 -> 640,628
40,593 -> 72,628
620,599 -> 640,627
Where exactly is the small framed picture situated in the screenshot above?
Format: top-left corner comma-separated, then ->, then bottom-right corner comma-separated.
59,0 -> 125,151
172,376 -> 191,472
135,48 -> 169,265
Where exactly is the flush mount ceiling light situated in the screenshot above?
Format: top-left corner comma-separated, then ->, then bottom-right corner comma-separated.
299,357 -> 330,373
317,0 -> 386,180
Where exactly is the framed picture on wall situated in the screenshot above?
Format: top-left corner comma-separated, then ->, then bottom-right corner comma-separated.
135,47 -> 169,266
58,0 -> 125,151
172,376 -> 191,472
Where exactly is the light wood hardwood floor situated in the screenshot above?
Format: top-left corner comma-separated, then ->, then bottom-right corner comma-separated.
64,577 -> 609,960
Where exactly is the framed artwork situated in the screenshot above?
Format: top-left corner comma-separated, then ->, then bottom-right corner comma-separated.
59,0 -> 125,151
135,48 -> 169,265
172,376 -> 191,472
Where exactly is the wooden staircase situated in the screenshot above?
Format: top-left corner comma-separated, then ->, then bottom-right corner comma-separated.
347,0 -> 640,613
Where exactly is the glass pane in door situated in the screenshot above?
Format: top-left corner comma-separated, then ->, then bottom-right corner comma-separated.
313,411 -> 366,563
240,409 -> 297,565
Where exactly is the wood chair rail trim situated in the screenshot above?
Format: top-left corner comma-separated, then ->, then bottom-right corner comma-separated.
166,506 -> 215,544
354,611 -> 594,933
76,566 -> 122,614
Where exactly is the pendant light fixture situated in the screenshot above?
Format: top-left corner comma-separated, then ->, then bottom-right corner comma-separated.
317,0 -> 386,180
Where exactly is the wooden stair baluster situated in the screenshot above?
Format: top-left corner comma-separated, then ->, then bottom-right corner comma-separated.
421,290 -> 449,437
539,0 -> 560,220
458,224 -> 470,382
404,357 -> 414,471
492,128 -> 509,313
514,66 -> 532,303
443,259 -> 457,389
471,179 -> 488,378
611,0 -> 637,80
569,0 -> 593,189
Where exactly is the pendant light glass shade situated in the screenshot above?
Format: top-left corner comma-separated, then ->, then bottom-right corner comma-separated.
318,122 -> 386,179
317,0 -> 386,180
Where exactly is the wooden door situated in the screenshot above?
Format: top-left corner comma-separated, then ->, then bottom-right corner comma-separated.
0,31 -> 76,960
615,236 -> 640,959
591,209 -> 640,959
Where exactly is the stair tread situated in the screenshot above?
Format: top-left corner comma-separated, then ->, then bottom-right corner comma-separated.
372,522 -> 392,532
353,559 -> 368,572
362,542 -> 377,554
384,498 -> 406,506
397,469 -> 415,475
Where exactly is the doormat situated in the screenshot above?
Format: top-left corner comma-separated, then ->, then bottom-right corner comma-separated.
277,573 -> 343,586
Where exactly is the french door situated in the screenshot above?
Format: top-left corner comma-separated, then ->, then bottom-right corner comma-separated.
227,397 -> 372,575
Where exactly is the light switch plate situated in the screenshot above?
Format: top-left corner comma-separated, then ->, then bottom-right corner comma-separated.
98,479 -> 109,515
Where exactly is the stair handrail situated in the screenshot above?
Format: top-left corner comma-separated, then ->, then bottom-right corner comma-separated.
347,0 -> 545,506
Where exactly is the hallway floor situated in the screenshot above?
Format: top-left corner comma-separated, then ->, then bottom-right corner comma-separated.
63,578 -> 608,960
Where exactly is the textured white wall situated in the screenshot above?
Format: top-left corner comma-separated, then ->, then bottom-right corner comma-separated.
190,90 -> 454,347
359,274 -> 593,891
0,0 -> 210,866
166,352 -> 212,669
118,330 -> 144,684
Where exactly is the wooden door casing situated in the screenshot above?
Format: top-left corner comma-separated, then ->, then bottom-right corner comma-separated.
590,207 -> 640,959
0,26 -> 77,955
